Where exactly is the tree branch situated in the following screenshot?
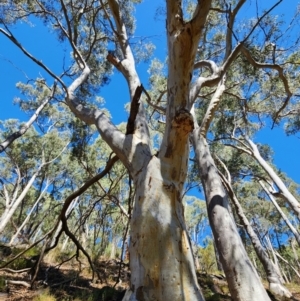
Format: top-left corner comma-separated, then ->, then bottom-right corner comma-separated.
0,83 -> 57,153
190,0 -> 212,37
241,46 -> 292,126
0,27 -> 66,91
126,85 -> 143,135
199,77 -> 226,137
242,1 -> 283,43
142,86 -> 166,114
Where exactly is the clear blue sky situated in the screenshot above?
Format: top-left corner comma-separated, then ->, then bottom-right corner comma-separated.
0,0 -> 299,187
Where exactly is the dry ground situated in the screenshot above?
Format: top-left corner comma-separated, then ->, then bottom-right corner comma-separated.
0,258 -> 299,301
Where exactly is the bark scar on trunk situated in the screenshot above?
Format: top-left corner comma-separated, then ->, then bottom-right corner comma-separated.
171,109 -> 194,136
165,109 -> 194,158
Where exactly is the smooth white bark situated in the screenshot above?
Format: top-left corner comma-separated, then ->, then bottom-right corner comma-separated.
220,173 -> 291,297
192,133 -> 271,301
259,180 -> 300,246
191,80 -> 270,300
0,143 -> 68,235
0,166 -> 42,234
126,157 -> 204,301
9,179 -> 52,246
247,139 -> 300,219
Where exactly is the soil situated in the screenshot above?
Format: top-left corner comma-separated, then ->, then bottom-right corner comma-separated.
0,258 -> 299,301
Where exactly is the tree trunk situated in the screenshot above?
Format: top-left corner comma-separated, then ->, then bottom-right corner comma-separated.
247,139 -> 300,219
259,180 -> 300,246
192,134 -> 271,301
61,235 -> 70,251
0,166 -> 42,234
124,156 -> 204,301
290,238 -> 300,269
9,180 -> 51,246
221,174 -> 291,297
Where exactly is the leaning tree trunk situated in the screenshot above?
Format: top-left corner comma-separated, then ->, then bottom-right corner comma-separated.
220,173 -> 292,297
247,138 -> 300,219
9,179 -> 52,246
189,75 -> 271,300
0,166 -> 42,235
192,133 -> 271,301
259,180 -> 300,246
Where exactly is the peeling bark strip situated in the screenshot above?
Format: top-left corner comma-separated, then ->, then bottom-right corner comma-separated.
126,85 -> 143,135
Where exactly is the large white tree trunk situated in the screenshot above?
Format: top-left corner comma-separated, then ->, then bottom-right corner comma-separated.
125,157 -> 204,301
121,3 -> 213,300
192,134 -> 271,301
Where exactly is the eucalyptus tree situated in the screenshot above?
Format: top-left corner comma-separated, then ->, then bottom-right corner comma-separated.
187,1 -> 300,299
2,0 -> 211,299
1,0 -> 300,301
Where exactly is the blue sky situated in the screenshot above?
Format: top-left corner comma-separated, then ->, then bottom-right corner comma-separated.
0,0 -> 299,188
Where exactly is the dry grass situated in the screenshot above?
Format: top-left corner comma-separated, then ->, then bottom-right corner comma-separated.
32,289 -> 56,301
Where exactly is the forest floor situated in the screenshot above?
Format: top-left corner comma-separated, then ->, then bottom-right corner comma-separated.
0,257 -> 300,301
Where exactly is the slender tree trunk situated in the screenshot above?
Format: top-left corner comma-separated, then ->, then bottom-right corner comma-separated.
110,237 -> 119,260
281,269 -> 289,284
247,139 -> 300,219
31,223 -> 42,244
0,142 -> 66,235
192,133 -> 271,301
61,235 -> 69,251
290,238 -> 300,269
220,174 -> 291,297
0,166 -> 42,234
252,253 -> 257,269
274,251 -> 300,280
9,180 -> 51,246
265,235 -> 282,276
259,180 -> 300,246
